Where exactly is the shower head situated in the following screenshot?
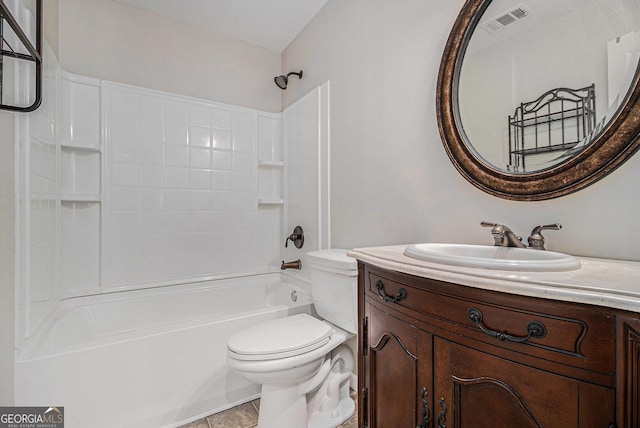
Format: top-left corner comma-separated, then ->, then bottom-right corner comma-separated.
274,70 -> 303,90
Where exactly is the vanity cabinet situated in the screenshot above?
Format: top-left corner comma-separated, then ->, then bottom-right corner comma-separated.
358,261 -> 635,428
364,302 -> 432,427
617,316 -> 640,427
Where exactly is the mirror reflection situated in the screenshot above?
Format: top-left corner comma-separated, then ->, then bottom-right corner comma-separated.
458,0 -> 640,173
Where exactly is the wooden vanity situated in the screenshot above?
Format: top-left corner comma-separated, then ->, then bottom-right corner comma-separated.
350,246 -> 640,428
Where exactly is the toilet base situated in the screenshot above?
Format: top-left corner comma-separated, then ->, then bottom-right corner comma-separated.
257,382 -> 355,428
258,383 -> 309,428
308,394 -> 355,428
256,344 -> 355,428
307,345 -> 355,428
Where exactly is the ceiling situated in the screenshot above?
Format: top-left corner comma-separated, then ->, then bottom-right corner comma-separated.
113,0 -> 328,53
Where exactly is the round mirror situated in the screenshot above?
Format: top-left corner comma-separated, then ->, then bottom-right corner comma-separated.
438,0 -> 640,200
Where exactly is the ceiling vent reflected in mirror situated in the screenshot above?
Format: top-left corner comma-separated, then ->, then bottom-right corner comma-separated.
482,4 -> 532,34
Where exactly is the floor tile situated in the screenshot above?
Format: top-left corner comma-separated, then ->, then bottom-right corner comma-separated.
179,392 -> 357,428
206,402 -> 258,428
180,418 -> 210,428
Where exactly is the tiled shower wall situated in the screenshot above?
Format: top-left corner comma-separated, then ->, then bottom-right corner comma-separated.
18,67 -> 290,342
103,83 -> 261,288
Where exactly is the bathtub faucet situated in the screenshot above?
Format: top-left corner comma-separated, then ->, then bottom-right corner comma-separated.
281,260 -> 302,270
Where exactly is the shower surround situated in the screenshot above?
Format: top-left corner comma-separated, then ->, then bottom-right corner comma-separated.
14,37 -> 331,426
17,68 -> 286,338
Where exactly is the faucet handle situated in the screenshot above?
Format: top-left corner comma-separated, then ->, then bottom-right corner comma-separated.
481,221 -> 505,246
284,225 -> 305,248
480,221 -> 499,228
528,223 -> 562,250
481,221 -> 527,248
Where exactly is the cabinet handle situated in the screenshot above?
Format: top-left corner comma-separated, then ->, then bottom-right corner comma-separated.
416,387 -> 430,428
467,307 -> 547,343
437,397 -> 447,428
375,280 -> 407,303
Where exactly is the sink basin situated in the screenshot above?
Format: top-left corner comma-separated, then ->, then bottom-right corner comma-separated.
404,243 -> 581,272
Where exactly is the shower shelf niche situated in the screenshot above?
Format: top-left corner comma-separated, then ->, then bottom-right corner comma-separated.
60,142 -> 101,152
60,145 -> 101,201
257,113 -> 284,209
258,198 -> 284,206
57,72 -> 102,295
60,194 -> 101,203
258,160 -> 284,168
256,112 -> 284,271
257,160 -> 283,206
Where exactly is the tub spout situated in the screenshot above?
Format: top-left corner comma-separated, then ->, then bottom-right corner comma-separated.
281,259 -> 302,270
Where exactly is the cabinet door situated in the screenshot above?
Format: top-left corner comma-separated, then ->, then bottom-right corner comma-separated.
434,337 -> 615,428
617,315 -> 640,428
364,302 -> 433,428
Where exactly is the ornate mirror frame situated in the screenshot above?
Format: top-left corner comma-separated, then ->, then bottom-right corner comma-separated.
437,0 -> 640,201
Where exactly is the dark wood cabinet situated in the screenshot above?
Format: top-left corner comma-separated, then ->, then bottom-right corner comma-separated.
364,303 -> 432,427
435,338 -> 614,427
618,316 -> 640,427
358,261 -> 637,428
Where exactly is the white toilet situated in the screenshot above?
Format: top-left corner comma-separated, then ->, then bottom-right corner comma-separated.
226,249 -> 358,428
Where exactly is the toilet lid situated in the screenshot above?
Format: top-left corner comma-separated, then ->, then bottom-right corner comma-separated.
227,313 -> 333,361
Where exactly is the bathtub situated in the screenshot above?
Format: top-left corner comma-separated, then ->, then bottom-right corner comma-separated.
15,273 -> 314,428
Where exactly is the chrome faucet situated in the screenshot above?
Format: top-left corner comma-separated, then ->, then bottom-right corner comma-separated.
527,224 -> 562,250
481,221 -> 526,248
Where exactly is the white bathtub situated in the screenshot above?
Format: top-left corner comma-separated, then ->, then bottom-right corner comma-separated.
15,273 -> 315,428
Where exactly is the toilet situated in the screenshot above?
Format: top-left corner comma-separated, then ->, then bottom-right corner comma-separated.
226,249 -> 358,428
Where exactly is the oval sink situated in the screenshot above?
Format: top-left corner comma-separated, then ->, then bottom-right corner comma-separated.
404,243 -> 581,272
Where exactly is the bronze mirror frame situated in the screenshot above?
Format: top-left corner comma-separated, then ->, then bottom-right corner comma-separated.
437,0 -> 640,201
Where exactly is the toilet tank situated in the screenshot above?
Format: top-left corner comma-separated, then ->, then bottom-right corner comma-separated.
306,249 -> 358,334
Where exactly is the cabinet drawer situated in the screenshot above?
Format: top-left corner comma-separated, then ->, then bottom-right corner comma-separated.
365,268 -> 615,377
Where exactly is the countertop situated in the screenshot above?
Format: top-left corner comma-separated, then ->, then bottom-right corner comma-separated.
348,245 -> 640,313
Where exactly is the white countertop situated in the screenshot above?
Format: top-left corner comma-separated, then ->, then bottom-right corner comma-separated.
348,245 -> 640,313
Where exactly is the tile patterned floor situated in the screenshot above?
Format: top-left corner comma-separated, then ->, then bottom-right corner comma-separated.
180,391 -> 358,428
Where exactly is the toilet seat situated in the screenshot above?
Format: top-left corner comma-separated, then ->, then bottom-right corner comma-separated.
227,313 -> 334,361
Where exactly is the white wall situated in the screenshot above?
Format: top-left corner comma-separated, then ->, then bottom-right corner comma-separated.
282,0 -> 640,262
57,0 -> 282,113
0,112 -> 16,404
459,41 -> 513,169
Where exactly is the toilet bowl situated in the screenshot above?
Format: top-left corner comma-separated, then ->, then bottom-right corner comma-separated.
226,249 -> 357,428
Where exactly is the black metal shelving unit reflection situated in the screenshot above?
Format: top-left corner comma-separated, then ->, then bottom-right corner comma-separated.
0,0 -> 41,112
508,84 -> 596,172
